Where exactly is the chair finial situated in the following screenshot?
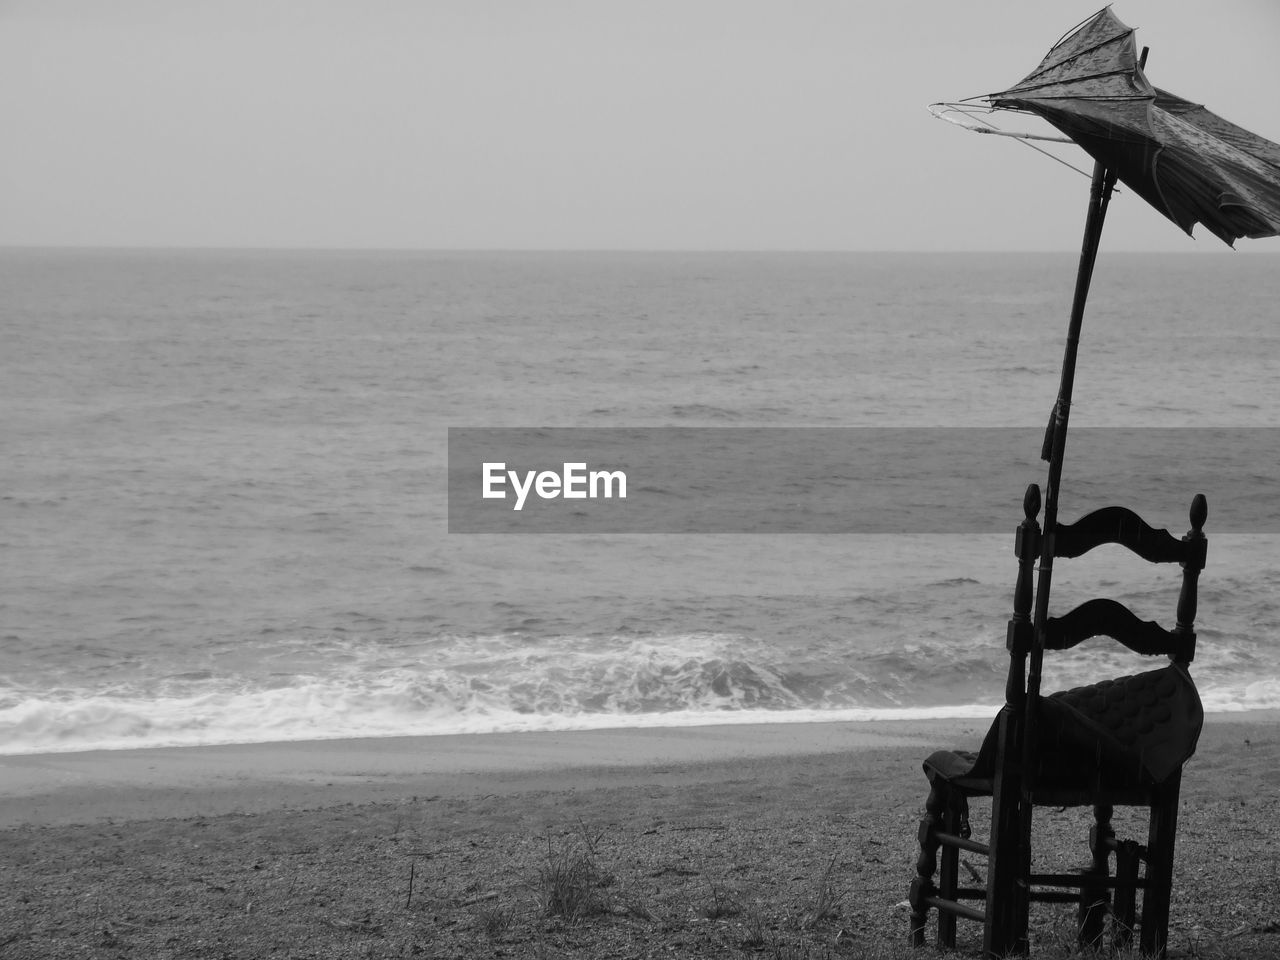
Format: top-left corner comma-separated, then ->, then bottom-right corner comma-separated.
1024,483 -> 1042,521
1190,494 -> 1207,533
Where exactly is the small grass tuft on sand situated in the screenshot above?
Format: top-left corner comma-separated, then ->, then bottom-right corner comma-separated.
537,824 -> 612,922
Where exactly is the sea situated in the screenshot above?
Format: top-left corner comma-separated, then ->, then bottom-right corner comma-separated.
3,248 -> 1278,755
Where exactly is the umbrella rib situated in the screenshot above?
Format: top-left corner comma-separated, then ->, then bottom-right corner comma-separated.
1049,7 -> 1113,49
1015,139 -> 1097,180
1036,31 -> 1135,76
926,103 -> 1098,180
992,69 -> 1141,100
928,103 -> 1074,143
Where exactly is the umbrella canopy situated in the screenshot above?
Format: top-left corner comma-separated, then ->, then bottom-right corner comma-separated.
987,7 -> 1280,246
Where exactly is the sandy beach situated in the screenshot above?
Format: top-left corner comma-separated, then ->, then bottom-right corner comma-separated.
3,714 -> 1280,958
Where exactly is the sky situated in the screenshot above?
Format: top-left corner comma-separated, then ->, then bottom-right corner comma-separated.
3,0 -> 1279,252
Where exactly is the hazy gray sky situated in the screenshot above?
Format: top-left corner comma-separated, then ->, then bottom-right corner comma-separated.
3,1 -> 1278,251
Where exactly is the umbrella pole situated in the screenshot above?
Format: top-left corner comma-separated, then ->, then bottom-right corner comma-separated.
1029,160 -> 1117,701
987,160 -> 1118,958
1030,42 -> 1145,701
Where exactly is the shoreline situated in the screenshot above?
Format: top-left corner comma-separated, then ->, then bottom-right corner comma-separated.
0,717 -> 974,828
4,710 -> 1277,829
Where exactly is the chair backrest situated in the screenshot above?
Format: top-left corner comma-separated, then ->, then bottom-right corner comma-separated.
1001,485 -> 1208,786
1042,496 -> 1208,666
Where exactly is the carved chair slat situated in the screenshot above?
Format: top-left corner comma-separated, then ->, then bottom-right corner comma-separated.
1053,505 -> 1187,564
1043,597 -> 1195,662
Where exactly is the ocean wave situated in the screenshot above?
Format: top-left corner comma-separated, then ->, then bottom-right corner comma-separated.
0,682 -> 1000,756
667,404 -> 743,421
0,631 -> 951,754
2,628 -> 1276,755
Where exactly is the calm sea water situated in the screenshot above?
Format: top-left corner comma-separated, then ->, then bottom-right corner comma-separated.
3,249 -> 1278,753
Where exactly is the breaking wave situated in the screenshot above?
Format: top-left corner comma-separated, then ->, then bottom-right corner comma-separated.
1,629 -> 1275,755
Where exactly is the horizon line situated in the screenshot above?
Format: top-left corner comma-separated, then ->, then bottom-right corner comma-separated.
2,244 -> 1274,256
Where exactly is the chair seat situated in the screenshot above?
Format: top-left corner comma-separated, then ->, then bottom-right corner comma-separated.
924,664 -> 1203,798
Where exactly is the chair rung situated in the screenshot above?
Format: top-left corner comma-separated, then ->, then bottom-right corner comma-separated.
1028,889 -> 1085,904
954,887 -> 986,901
1100,835 -> 1148,858
935,831 -> 990,856
1028,872 -> 1149,891
922,894 -> 986,924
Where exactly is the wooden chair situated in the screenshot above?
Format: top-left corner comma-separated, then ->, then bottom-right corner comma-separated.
908,484 -> 1207,958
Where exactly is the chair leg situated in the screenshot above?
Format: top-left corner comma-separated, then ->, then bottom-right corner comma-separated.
1013,797 -> 1032,954
1112,840 -> 1141,950
1140,774 -> 1183,960
1079,804 -> 1113,949
909,783 -> 946,947
937,797 -> 962,948
983,780 -> 1026,957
